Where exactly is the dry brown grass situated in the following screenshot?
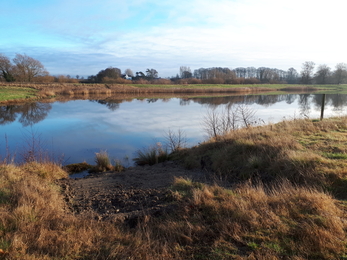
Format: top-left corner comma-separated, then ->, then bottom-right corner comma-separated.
1,160 -> 346,259
0,163 -> 172,259
0,82 -> 273,96
159,177 -> 347,259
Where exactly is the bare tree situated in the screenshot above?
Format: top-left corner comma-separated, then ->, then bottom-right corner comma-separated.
164,129 -> 187,152
203,105 -> 256,139
179,66 -> 192,79
13,54 -> 48,82
0,54 -> 15,82
300,61 -> 315,84
203,108 -> 220,138
314,64 -> 331,84
236,104 -> 256,128
246,67 -> 257,78
333,63 -> 347,84
220,105 -> 239,133
286,67 -> 299,84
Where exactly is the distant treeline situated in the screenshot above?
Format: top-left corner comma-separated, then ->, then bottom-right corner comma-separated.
1,53 -> 346,85
172,63 -> 347,85
84,62 -> 347,85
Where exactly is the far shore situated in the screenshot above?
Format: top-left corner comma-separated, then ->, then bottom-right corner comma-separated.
1,82 -> 346,104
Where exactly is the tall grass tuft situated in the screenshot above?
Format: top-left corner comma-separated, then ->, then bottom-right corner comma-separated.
133,142 -> 169,166
113,159 -> 124,172
94,150 -> 113,171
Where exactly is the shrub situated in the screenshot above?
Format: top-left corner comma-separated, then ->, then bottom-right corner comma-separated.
187,78 -> 202,84
113,159 -> 124,172
63,162 -> 92,173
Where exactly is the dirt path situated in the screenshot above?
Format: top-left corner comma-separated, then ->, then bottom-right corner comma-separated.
59,161 -> 208,224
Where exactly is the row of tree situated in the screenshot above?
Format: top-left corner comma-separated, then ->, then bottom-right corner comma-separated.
2,52 -> 347,85
177,62 -> 347,84
82,62 -> 347,85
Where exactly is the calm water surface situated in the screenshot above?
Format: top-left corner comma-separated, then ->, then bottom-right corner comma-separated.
1,94 -> 346,165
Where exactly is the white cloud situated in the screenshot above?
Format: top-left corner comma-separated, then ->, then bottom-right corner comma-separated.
2,0 -> 346,76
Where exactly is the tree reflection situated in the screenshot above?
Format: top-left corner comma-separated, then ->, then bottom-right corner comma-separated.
178,93 -> 347,118
180,99 -> 191,106
0,102 -> 52,127
311,94 -> 323,111
0,105 -> 17,125
285,94 -> 296,104
91,99 -> 121,111
18,103 -> 52,127
298,94 -> 311,117
311,94 -> 347,117
328,94 -> 347,111
147,98 -> 159,103
190,95 -> 296,108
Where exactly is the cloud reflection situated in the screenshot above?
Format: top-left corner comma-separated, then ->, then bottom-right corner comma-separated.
1,94 -> 347,165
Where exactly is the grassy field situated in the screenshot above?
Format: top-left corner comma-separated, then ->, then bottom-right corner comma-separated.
0,86 -> 38,102
1,117 -> 347,259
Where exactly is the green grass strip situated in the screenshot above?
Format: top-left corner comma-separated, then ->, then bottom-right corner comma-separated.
0,86 -> 38,101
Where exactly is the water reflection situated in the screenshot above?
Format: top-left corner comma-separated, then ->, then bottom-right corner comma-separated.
1,94 -> 347,165
90,99 -> 122,111
0,102 -> 52,127
92,94 -> 347,119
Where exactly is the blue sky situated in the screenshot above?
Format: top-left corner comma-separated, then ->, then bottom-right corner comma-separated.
1,0 -> 346,78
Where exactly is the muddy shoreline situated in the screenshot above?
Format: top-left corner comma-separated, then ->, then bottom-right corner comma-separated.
59,161 -> 208,224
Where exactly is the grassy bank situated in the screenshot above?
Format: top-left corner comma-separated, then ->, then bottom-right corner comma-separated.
176,116 -> 347,198
1,83 -> 347,104
1,117 -> 347,259
0,86 -> 38,102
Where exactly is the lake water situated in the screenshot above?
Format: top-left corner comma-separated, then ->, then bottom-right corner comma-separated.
1,93 -> 346,165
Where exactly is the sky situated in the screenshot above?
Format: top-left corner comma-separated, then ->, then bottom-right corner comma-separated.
1,0 -> 346,78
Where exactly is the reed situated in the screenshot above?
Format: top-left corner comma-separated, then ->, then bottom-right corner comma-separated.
133,142 -> 169,166
94,150 -> 113,171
